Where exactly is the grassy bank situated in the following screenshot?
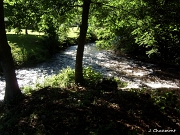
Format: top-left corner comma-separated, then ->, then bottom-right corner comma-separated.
6,29 -> 44,35
3,27 -> 97,69
4,28 -> 81,68
7,34 -> 49,67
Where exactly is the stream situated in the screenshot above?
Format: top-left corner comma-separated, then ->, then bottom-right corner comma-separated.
0,43 -> 180,100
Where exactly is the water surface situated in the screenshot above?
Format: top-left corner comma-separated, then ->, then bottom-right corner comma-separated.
0,43 -> 179,100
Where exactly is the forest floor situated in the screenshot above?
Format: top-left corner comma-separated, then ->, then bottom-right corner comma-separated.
0,86 -> 180,135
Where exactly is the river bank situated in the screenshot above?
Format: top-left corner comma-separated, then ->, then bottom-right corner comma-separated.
0,43 -> 180,100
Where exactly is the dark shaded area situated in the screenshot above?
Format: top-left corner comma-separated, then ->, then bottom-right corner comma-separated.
112,0 -> 180,68
95,78 -> 118,92
0,87 -> 179,135
126,53 -> 180,72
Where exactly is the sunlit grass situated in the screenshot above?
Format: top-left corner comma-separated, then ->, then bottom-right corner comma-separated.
6,27 -> 79,37
7,34 -> 48,67
22,66 -> 101,93
22,66 -> 128,95
6,29 -> 44,35
4,27 -> 80,67
68,27 -> 79,38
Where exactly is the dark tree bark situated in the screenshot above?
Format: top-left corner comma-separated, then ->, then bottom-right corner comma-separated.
75,0 -> 91,84
25,27 -> 28,35
0,0 -> 22,101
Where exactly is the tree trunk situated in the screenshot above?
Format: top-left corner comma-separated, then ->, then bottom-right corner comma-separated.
25,27 -> 28,35
75,0 -> 91,84
0,0 -> 22,102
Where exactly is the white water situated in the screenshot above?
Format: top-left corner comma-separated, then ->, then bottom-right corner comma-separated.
0,43 -> 179,100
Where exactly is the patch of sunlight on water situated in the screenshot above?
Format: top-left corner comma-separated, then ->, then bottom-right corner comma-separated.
0,43 -> 180,100
144,82 -> 179,89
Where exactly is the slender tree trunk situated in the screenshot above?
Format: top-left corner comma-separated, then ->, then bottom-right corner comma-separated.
0,0 -> 22,101
25,27 -> 28,35
75,0 -> 91,84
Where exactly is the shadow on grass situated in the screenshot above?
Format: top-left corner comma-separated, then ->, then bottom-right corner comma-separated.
7,34 -> 42,45
6,34 -> 49,67
0,87 -> 180,135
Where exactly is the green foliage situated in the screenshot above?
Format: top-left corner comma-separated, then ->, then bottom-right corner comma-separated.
86,27 -> 98,42
113,77 -> 128,88
91,0 -> 180,65
151,90 -> 178,111
5,0 -> 180,66
4,0 -> 41,31
22,66 -> 127,94
7,34 -> 49,67
38,14 -> 62,54
40,67 -> 75,88
83,67 -> 103,86
95,28 -> 115,50
14,27 -> 22,34
58,26 -> 78,46
113,26 -> 139,54
22,86 -> 34,95
35,67 -> 103,89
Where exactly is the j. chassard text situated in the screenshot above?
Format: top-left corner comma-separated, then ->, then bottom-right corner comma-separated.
148,129 -> 176,133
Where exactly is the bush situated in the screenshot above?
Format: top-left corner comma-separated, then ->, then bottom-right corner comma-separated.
114,26 -> 142,55
40,35 -> 61,55
22,67 -> 127,94
40,67 -> 102,88
95,27 -> 115,50
151,90 -> 178,111
86,29 -> 97,42
40,67 -> 75,88
83,67 -> 103,86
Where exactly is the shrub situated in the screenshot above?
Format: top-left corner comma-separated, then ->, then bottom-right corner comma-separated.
22,67 -> 127,94
41,67 -> 103,88
42,67 -> 75,88
151,90 -> 178,111
83,67 -> 103,86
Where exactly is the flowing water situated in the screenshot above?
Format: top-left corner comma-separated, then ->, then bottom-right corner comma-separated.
0,43 -> 179,100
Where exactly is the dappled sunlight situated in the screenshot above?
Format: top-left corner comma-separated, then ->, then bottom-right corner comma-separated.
0,87 -> 179,134
1,0 -> 180,134
68,27 -> 79,38
144,82 -> 178,89
6,29 -> 44,35
0,43 -> 180,101
6,34 -> 47,67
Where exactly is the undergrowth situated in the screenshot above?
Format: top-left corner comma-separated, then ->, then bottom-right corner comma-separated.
22,66 -> 180,117
1,85 -> 180,134
22,67 -> 127,95
1,67 -> 180,134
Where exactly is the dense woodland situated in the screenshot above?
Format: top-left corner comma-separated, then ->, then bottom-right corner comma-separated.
0,0 -> 180,134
